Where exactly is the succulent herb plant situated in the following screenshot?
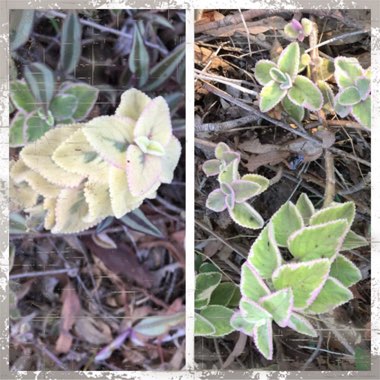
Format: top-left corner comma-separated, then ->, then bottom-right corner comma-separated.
10,62 -> 99,147
230,194 -> 367,360
194,255 -> 240,337
333,57 -> 371,128
254,42 -> 324,120
10,88 -> 181,234
203,142 -> 270,229
284,18 -> 313,42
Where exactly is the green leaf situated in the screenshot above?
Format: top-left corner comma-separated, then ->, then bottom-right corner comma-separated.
278,41 -> 300,79
241,174 -> 269,193
306,277 -> 353,314
288,312 -> 317,337
129,23 -> 150,87
231,180 -> 261,202
248,223 -> 281,279
342,230 -> 368,251
288,220 -> 349,261
206,189 -> 227,212
60,82 -> 99,120
330,254 -> 362,287
121,208 -> 163,238
144,42 -> 186,91
254,60 -> 277,86
218,159 -> 239,184
10,10 -> 34,51
133,312 -> 184,337
199,262 -> 219,273
230,311 -> 255,335
59,11 -> 82,74
10,80 -> 36,113
271,201 -> 303,247
241,262 -> 270,302
50,94 -> 78,121
10,112 -> 25,147
195,313 -> 216,336
24,111 -> 50,142
288,75 -> 323,111
202,159 -> 221,176
334,57 -> 363,88
337,86 -> 361,106
272,259 -> 330,310
259,81 -> 287,112
240,298 -> 272,324
356,77 -> 371,100
269,67 -> 288,83
282,95 -> 305,122
318,81 -> 335,113
200,305 -> 234,337
24,63 -> 55,109
334,97 -> 351,118
352,98 -> 371,129
209,282 -> 240,307
316,58 -> 335,81
301,18 -> 313,36
310,202 -> 355,228
228,202 -> 264,230
296,193 -> 315,224
260,288 -> 293,328
253,319 -> 273,360
195,272 -> 222,309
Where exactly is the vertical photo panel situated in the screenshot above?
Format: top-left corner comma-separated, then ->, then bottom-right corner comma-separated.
9,9 -> 186,370
194,9 -> 370,370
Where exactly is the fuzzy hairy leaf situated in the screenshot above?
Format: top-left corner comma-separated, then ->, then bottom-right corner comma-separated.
115,88 -> 151,121
287,312 -> 317,337
209,282 -> 240,307
310,202 -> 355,228
53,129 -> 109,184
215,142 -> 231,160
272,259 -> 330,310
206,189 -> 227,212
159,136 -> 181,183
203,159 -> 221,176
231,180 -> 261,202
306,277 -> 353,314
240,298 -> 272,324
50,94 -> 78,121
248,223 -> 281,279
60,82 -> 99,121
10,112 -> 26,147
218,159 -> 239,184
271,201 -> 304,247
10,80 -> 36,113
241,262 -> 270,302
253,319 -> 273,360
241,174 -> 269,193
194,313 -> 216,336
228,202 -> 264,230
342,230 -> 368,251
195,272 -> 222,309
200,305 -> 234,337
278,42 -> 300,79
287,220 -> 349,261
83,181 -> 112,223
352,98 -> 371,129
230,311 -> 255,335
259,288 -> 293,327
318,81 -> 335,112
259,81 -> 287,112
334,57 -> 363,88
255,60 -> 277,86
24,111 -> 51,142
330,254 -> 362,287
295,193 -> 315,224
288,75 -> 323,111
356,77 -> 371,100
282,95 -> 305,122
129,23 -> 149,87
337,86 -> 361,106
21,125 -> 84,187
269,67 -> 288,83
334,97 -> 351,118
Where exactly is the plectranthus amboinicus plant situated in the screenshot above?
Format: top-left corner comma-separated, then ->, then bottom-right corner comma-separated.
231,194 -> 367,360
10,88 -> 181,234
203,142 -> 270,230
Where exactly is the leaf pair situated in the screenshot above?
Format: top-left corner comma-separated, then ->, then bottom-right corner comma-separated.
255,42 -> 323,117
284,18 -> 313,42
334,57 -> 371,128
204,142 -> 269,229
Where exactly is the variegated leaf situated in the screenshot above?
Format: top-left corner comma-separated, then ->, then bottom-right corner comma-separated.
228,202 -> 264,229
240,262 -> 270,302
330,254 -> 362,288
253,319 -> 273,360
287,312 -> 317,337
259,288 -> 293,327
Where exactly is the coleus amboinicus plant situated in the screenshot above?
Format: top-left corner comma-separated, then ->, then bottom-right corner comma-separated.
333,57 -> 371,129
254,41 -> 323,121
230,194 -> 367,360
10,88 -> 181,234
284,18 -> 313,42
203,142 -> 270,229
